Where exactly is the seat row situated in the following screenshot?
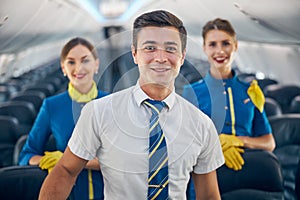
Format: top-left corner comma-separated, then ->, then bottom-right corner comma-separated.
269,113 -> 300,200
0,149 -> 286,200
190,113 -> 300,200
0,67 -> 299,199
264,94 -> 300,118
264,84 -> 300,114
1,113 -> 300,199
0,63 -> 68,168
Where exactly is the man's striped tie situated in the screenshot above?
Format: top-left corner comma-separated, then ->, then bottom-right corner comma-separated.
144,99 -> 169,200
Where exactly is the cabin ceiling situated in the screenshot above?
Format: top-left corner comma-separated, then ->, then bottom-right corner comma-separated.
0,0 -> 300,54
121,0 -> 300,44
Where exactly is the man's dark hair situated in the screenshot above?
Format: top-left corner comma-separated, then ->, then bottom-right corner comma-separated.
132,10 -> 187,53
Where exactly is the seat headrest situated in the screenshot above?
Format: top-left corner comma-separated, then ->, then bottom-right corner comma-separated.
264,85 -> 300,113
264,97 -> 282,117
290,95 -> 300,113
269,114 -> 300,147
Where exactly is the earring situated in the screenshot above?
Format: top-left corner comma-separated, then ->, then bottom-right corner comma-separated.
63,73 -> 67,77
95,71 -> 98,74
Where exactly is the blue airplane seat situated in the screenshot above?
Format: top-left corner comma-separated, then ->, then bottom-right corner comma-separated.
218,149 -> 284,200
10,90 -> 45,113
264,84 -> 300,113
257,78 -> 278,91
0,86 -> 11,102
0,116 -> 20,167
13,134 -> 56,166
24,82 -> 56,97
290,95 -> 300,113
0,165 -> 47,200
264,97 -> 282,117
296,159 -> 300,200
269,114 -> 300,200
0,101 -> 36,137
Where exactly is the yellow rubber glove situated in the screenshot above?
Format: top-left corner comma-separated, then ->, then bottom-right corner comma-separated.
223,146 -> 245,171
39,151 -> 63,173
247,80 -> 265,113
219,134 -> 244,152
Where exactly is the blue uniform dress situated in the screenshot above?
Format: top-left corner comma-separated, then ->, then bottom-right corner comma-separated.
182,70 -> 272,199
19,90 -> 108,200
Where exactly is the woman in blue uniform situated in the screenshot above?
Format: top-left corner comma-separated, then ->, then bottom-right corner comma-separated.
183,18 -> 276,198
19,37 -> 107,199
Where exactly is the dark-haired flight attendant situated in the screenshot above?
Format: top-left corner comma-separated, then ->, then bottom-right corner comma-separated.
19,37 -> 108,199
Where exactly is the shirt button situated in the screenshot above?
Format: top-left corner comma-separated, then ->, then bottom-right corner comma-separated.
223,82 -> 226,86
225,106 -> 228,110
223,91 -> 227,95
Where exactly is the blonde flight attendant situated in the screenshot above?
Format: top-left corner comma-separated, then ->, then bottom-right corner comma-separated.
183,18 -> 275,199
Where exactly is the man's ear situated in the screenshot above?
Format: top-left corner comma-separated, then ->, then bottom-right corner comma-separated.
131,45 -> 138,64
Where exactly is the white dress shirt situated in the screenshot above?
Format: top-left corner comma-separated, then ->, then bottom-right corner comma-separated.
68,83 -> 224,200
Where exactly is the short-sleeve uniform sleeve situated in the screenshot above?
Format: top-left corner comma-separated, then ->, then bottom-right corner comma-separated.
193,119 -> 224,174
68,101 -> 101,160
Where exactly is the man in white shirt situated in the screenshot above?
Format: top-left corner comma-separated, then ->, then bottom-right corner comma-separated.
39,10 -> 224,200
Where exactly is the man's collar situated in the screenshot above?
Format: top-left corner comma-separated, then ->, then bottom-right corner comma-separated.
133,81 -> 175,110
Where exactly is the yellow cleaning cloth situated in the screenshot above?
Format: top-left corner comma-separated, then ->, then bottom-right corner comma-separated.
247,80 -> 265,113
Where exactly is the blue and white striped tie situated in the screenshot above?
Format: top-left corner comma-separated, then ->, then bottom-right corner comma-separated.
144,99 -> 169,200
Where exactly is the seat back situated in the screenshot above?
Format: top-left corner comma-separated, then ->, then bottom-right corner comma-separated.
0,116 -> 20,167
43,76 -> 64,92
25,82 -> 56,97
0,165 -> 47,200
264,97 -> 282,117
0,86 -> 11,102
290,95 -> 300,113
13,134 -> 28,165
13,134 -> 56,165
221,189 -> 284,200
0,101 -> 37,136
264,84 -> 300,113
0,83 -> 22,94
257,78 -> 278,91
269,114 -> 300,200
269,114 -> 300,147
218,149 -> 284,200
296,159 -> 300,200
10,91 -> 45,113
